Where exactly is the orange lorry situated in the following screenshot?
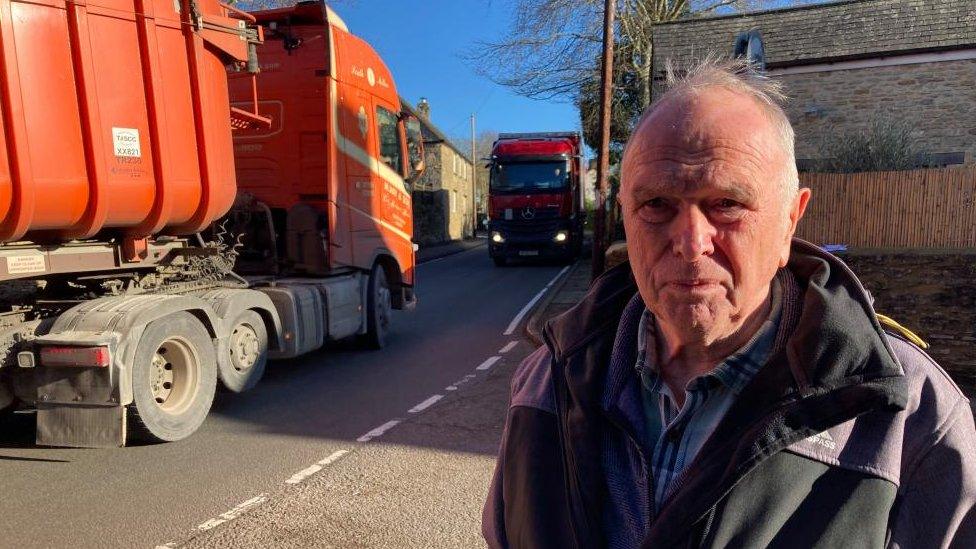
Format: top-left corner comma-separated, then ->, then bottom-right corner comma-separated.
0,0 -> 423,447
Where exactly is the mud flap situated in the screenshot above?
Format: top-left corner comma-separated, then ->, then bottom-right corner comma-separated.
36,404 -> 125,448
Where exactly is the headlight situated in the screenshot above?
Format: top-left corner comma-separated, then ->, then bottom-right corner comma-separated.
491,231 -> 505,243
553,230 -> 569,243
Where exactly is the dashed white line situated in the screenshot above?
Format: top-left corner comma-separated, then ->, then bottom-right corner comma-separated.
446,373 -> 477,391
357,419 -> 401,442
197,494 -> 268,532
409,394 -> 444,413
498,340 -> 518,354
503,266 -> 570,335
285,449 -> 349,485
476,356 -> 502,371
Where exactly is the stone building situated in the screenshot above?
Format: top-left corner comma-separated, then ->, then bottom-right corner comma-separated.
401,98 -> 475,243
652,0 -> 976,167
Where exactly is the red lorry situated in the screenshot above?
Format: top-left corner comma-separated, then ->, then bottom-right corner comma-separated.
0,1 -> 423,447
487,132 -> 584,266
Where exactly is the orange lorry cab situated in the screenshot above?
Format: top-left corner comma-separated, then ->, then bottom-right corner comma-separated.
230,2 -> 423,292
0,0 -> 423,448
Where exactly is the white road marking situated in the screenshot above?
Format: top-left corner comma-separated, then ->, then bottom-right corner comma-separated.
498,341 -> 518,354
503,266 -> 570,335
285,449 -> 350,485
476,356 -> 502,371
447,373 -> 478,391
197,494 -> 268,532
409,394 -> 444,413
357,419 -> 401,442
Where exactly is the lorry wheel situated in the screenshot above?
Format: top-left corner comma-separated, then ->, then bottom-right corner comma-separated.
218,310 -> 268,393
129,312 -> 217,443
363,264 -> 391,349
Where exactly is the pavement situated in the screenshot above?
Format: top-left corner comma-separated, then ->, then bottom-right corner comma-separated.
0,245 -> 571,548
180,337 -> 535,549
526,252 -> 593,346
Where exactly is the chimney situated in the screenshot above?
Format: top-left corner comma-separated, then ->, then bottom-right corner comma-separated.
417,97 -> 430,119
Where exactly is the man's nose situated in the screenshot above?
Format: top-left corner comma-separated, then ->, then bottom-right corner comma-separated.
671,205 -> 715,260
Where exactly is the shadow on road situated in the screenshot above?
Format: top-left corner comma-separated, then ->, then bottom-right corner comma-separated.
0,252 -> 554,460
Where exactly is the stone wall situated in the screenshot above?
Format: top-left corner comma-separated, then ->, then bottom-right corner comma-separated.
413,144 -> 473,241
412,190 -> 450,246
652,0 -> 976,72
842,252 -> 976,396
781,59 -> 976,163
434,145 -> 474,240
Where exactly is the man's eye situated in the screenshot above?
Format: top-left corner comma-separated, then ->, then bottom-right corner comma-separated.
637,198 -> 674,222
710,199 -> 745,221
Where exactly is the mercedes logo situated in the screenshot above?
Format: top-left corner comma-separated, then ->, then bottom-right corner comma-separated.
521,206 -> 536,220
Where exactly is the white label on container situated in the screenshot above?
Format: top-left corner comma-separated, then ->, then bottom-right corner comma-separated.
112,127 -> 141,158
6,254 -> 45,274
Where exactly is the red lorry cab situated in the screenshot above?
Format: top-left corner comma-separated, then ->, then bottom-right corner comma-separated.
487,132 -> 583,265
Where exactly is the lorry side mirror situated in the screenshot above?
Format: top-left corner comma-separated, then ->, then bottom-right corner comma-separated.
403,115 -> 425,185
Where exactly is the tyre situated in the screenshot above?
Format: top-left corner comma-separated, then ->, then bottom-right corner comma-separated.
218,310 -> 268,393
129,312 -> 217,443
363,263 -> 392,349
492,255 -> 507,267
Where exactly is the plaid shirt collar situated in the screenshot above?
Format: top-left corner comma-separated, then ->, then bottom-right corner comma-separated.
635,278 -> 783,396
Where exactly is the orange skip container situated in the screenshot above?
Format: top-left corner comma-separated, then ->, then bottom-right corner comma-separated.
0,0 -> 254,243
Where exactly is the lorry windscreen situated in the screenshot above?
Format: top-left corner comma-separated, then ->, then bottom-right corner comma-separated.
490,161 -> 568,193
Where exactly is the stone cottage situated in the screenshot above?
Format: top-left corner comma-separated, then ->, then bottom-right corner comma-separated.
401,98 -> 475,244
652,0 -> 976,167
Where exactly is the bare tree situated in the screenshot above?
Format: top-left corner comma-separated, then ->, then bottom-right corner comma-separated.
454,130 -> 500,214
470,1 -> 825,152
469,1 -> 768,104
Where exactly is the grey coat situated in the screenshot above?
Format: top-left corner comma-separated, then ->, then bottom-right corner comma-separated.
483,239 -> 976,548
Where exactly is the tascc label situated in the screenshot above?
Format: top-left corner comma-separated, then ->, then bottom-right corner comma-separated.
112,127 -> 141,158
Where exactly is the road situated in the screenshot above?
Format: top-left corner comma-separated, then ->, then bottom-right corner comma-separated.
0,243 -> 567,548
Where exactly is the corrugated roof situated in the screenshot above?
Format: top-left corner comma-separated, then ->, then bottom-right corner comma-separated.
652,0 -> 976,73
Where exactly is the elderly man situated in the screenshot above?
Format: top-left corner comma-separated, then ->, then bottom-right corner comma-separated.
483,58 -> 976,548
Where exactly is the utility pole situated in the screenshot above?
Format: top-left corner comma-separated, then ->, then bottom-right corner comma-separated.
592,0 -> 615,279
470,113 -> 477,238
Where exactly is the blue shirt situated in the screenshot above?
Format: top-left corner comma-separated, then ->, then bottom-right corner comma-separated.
637,279 -> 782,513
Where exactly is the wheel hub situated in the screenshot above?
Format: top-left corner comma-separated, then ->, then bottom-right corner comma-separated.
148,338 -> 198,414
230,325 -> 260,372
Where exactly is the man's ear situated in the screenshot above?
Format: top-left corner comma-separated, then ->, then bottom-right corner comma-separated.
780,187 -> 811,267
789,187 -> 812,234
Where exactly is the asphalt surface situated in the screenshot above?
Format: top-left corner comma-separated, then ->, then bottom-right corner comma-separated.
0,243 -> 565,548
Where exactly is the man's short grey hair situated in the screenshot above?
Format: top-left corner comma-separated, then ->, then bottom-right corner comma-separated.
627,55 -> 799,203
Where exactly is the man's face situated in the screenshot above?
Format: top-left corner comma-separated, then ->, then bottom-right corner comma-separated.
620,88 -> 810,344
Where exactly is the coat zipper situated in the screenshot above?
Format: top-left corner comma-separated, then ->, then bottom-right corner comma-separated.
545,332 -> 594,549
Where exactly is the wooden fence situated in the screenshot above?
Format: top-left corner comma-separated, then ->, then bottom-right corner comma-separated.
795,166 -> 976,249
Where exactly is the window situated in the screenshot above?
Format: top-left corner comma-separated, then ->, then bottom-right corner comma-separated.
451,190 -> 458,213
490,161 -> 570,193
376,106 -> 402,173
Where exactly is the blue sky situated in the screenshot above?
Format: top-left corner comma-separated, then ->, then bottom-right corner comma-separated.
334,0 -> 581,143
250,1 -> 829,146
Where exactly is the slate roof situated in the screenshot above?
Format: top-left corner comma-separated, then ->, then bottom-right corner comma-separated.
400,98 -> 472,164
652,0 -> 976,74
